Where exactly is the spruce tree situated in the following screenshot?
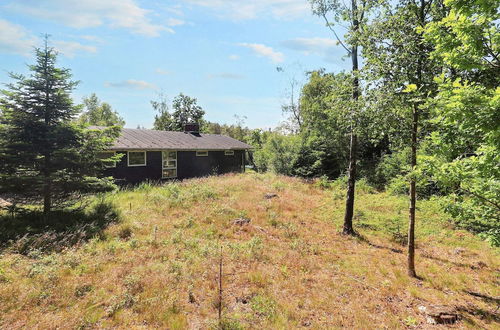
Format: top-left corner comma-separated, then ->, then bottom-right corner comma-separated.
0,37 -> 119,214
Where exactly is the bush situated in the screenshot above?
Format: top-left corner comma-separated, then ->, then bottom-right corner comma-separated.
315,175 -> 332,189
372,149 -> 410,190
253,133 -> 300,176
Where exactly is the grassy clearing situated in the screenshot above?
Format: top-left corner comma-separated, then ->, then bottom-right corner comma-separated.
0,173 -> 498,328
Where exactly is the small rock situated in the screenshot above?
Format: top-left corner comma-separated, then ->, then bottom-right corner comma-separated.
471,261 -> 488,269
419,305 -> 459,324
188,291 -> 196,304
264,193 -> 278,199
301,320 -> 312,327
233,217 -> 251,225
0,198 -> 12,208
236,293 -> 255,304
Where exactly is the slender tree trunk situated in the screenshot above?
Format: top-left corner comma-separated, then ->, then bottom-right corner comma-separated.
407,0 -> 426,278
343,131 -> 358,235
407,103 -> 418,277
43,177 -> 52,214
343,0 -> 360,235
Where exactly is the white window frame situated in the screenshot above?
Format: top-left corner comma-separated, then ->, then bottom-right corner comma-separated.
224,150 -> 234,156
196,150 -> 208,157
98,151 -> 117,168
127,151 -> 147,167
162,150 -> 177,178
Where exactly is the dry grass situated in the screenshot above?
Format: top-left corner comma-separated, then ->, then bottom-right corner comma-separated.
0,173 -> 498,329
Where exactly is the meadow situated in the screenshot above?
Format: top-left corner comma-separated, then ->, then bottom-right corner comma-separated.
0,173 -> 498,329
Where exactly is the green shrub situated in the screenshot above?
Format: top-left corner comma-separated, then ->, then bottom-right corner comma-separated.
356,178 -> 376,194
315,175 -> 332,189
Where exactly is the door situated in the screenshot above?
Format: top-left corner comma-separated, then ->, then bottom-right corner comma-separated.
162,151 -> 177,178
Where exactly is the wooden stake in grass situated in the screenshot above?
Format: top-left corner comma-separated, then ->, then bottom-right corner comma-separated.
218,245 -> 223,325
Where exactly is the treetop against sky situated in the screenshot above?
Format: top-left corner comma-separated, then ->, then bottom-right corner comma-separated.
0,0 -> 350,129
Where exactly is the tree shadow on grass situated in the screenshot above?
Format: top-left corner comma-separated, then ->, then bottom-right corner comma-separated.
456,305 -> 500,324
420,253 -> 479,270
354,232 -> 404,254
0,200 -> 120,255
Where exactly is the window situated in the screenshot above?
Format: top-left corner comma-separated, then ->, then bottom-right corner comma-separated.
128,151 -> 146,166
162,151 -> 177,178
196,150 -> 208,157
98,151 -> 116,168
224,150 -> 234,156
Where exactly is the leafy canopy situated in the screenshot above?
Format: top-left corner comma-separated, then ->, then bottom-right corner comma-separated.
78,93 -> 125,127
152,93 -> 205,131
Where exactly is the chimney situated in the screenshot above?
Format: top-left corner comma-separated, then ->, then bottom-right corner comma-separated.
184,123 -> 200,134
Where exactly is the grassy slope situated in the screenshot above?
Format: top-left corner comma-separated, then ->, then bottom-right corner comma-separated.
0,173 -> 498,329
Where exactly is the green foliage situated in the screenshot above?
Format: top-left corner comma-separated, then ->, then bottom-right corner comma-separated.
78,93 -> 125,127
253,133 -> 300,175
203,115 -> 251,141
152,93 -> 205,131
421,0 -> 500,245
250,294 -> 277,320
424,0 -> 499,79
372,150 -> 410,189
0,39 -> 119,212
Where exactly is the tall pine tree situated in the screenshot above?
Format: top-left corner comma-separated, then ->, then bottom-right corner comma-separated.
0,37 -> 119,214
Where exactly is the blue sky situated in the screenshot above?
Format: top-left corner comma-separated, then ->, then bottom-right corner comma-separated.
0,0 -> 349,129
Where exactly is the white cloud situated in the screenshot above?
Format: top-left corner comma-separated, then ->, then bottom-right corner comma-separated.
0,19 -> 37,56
208,73 -> 245,79
105,79 -> 157,90
166,18 -> 185,27
228,54 -> 240,60
6,0 -> 169,37
0,19 -> 97,57
53,40 -> 97,57
182,0 -> 309,20
282,37 -> 344,62
238,43 -> 284,63
80,35 -> 104,43
155,68 -> 171,75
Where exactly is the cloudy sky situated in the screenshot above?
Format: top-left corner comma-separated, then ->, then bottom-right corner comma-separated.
0,0 -> 349,129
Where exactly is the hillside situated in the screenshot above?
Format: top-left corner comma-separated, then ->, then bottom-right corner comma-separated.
0,173 -> 498,329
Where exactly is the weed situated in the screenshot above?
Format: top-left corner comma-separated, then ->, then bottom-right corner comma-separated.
117,224 -> 133,240
75,284 -> 93,298
272,181 -> 286,191
386,216 -> 407,245
267,211 -> 280,227
315,175 -> 332,189
250,294 -> 277,320
404,316 -> 418,326
211,318 -> 245,330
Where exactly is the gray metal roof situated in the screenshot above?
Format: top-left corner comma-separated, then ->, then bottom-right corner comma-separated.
95,127 -> 252,151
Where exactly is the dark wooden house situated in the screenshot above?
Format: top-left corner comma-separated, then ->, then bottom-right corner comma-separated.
97,124 -> 252,184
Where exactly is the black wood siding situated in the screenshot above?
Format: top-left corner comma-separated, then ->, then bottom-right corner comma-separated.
177,150 -> 244,179
105,150 -> 245,184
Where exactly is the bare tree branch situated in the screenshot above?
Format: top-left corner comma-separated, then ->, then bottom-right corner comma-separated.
321,13 -> 352,54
